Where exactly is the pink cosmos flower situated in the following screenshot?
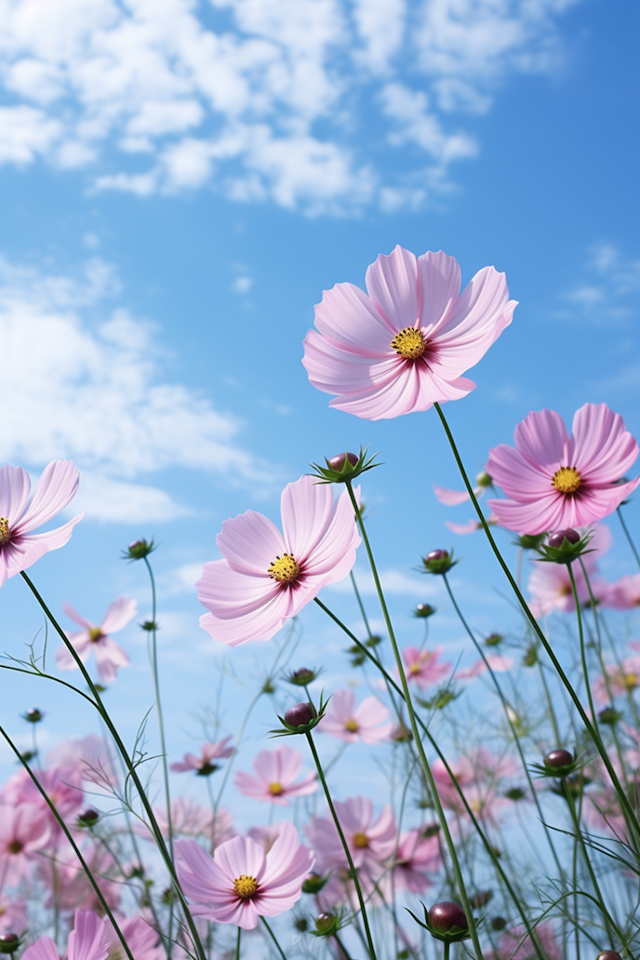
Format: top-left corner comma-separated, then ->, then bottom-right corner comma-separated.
197,474 -> 360,646
527,523 -> 612,617
0,896 -> 26,935
143,799 -> 234,845
0,803 -> 50,886
37,843 -> 121,913
306,797 -> 396,873
302,246 -> 516,420
234,746 -> 317,805
606,573 -> 640,608
104,915 -> 163,960
2,766 -> 84,844
432,749 -> 519,826
493,921 -> 561,960
0,461 -> 83,587
171,738 -> 234,774
402,646 -> 452,689
446,512 -> 499,535
47,736 -> 117,787
486,403 -> 639,534
456,655 -> 514,680
320,688 -> 393,743
175,821 -> 314,930
391,828 -> 441,893
56,597 -> 136,684
22,910 -> 110,960
593,652 -> 640,703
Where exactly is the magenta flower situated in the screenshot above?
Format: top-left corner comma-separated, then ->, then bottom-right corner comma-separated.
234,746 -> 317,805
0,803 -> 50,886
486,403 -> 639,534
2,766 -> 83,844
175,821 -> 314,930
320,688 -> 393,743
22,910 -> 110,960
402,646 -> 452,689
306,797 -> 396,873
392,828 -> 441,893
493,921 -> 561,960
56,597 -> 136,684
302,246 -> 516,420
197,474 -> 360,646
0,461 -> 83,588
171,738 -> 234,774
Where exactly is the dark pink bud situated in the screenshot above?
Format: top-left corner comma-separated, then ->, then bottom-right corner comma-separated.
595,953 -> 622,960
426,549 -> 449,562
544,748 -> 574,769
284,702 -> 316,727
427,901 -> 468,935
327,452 -> 359,471
548,529 -> 580,548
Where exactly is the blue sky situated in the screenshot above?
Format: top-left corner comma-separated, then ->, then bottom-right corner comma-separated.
0,0 -> 639,828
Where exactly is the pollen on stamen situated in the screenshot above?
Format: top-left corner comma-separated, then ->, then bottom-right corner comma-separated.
88,627 -> 104,643
390,327 -> 427,361
551,467 -> 581,495
353,832 -> 369,849
344,719 -> 359,732
268,782 -> 284,795
268,553 -> 301,583
233,874 -> 258,899
0,518 -> 11,547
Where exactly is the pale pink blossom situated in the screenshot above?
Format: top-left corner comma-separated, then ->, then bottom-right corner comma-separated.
487,404 -> 639,534
2,766 -> 83,843
47,736 -> 117,787
593,654 -> 640,703
0,896 -> 27,934
606,573 -> 640,608
302,246 -> 516,420
446,512 -> 499,535
401,646 -> 452,689
56,597 -> 136,684
22,911 -> 110,960
198,474 -> 360,646
105,915 -> 162,960
306,797 -> 396,873
246,824 -> 286,855
171,738 -> 234,774
37,843 -> 121,913
145,799 -> 234,845
432,749 -> 519,826
0,803 -> 50,886
320,688 -> 393,743
0,461 -> 83,587
456,655 -> 514,680
175,821 -> 314,930
391,828 -> 441,893
493,921 -> 562,960
234,746 -> 317,805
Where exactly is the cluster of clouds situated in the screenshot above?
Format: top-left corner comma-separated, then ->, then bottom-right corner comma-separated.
0,256 -> 273,523
0,0 -> 580,213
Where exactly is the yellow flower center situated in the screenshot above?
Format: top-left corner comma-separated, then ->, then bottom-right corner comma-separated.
353,832 -> 369,849
267,553 -> 300,583
268,782 -> 284,795
551,467 -> 581,495
0,518 -> 11,547
409,662 -> 422,675
89,626 -> 103,643
390,327 -> 426,360
624,672 -> 638,690
233,874 -> 258,899
344,719 -> 359,732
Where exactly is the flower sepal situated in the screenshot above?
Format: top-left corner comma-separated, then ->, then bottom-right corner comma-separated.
536,529 -> 594,566
420,549 -> 458,575
406,901 -> 475,944
310,447 -> 381,484
270,693 -> 330,737
310,910 -> 348,938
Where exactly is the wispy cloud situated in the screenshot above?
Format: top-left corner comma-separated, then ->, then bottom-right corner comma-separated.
0,256 -> 274,523
555,243 -> 640,326
0,0 -> 581,213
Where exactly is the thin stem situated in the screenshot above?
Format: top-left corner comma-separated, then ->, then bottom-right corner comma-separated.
334,931 -> 355,960
617,505 -> 640,571
567,563 -> 600,742
20,572 -> 207,960
261,918 -> 287,960
0,724 -> 135,960
433,401 -> 640,845
345,481 -> 484,960
305,730 -> 377,960
443,941 -> 450,960
235,926 -> 242,960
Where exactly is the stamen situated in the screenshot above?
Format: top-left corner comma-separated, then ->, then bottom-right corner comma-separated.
551,467 -> 581,495
268,782 -> 284,795
390,327 -> 427,360
0,518 -> 11,547
89,627 -> 104,643
353,832 -> 369,849
344,719 -> 359,732
268,553 -> 300,583
233,874 -> 258,899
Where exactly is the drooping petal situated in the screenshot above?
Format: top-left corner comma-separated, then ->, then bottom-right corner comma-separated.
15,461 -> 80,535
433,485 -> 470,506
199,602 -> 287,646
22,514 -> 84,552
63,602 -> 93,630
101,596 -> 138,634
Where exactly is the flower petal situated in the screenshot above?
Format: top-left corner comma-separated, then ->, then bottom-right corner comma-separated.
365,246 -> 419,331
101,596 -> 138,634
15,461 -> 80,535
216,510 -> 285,575
417,250 -> 461,330
0,465 -> 31,525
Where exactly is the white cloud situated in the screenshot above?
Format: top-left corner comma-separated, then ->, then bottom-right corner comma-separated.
0,0 -> 582,212
326,565 -> 439,597
0,256 -> 275,523
556,243 -> 640,326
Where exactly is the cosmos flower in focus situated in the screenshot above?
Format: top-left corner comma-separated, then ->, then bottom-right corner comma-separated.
0,461 -> 83,587
235,746 -> 317,805
487,403 -> 639,534
302,246 -> 516,420
22,910 -> 110,960
197,474 -> 360,646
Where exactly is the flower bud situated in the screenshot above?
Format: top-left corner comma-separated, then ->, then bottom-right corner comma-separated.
124,539 -> 155,560
427,901 -> 468,935
301,872 -> 329,894
484,633 -> 503,647
595,953 -> 622,960
544,748 -> 574,771
77,808 -> 100,827
0,935 -> 20,955
422,549 -> 456,575
314,913 -> 339,936
286,668 -> 318,687
491,917 -> 507,932
475,471 -> 492,488
284,702 -> 316,727
294,917 -> 309,932
598,707 -> 622,726
23,708 -> 44,723
414,603 -> 436,619
548,529 -> 581,548
327,452 -> 359,471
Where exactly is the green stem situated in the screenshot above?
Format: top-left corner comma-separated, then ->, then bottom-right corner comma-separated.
0,724 -> 135,960
20,572 -> 207,960
617,505 -> 640,571
261,918 -> 287,960
567,563 -> 600,742
235,925 -> 242,960
345,483 -> 484,960
305,730 -> 377,960
433,401 -> 640,845
443,941 -> 450,960
334,931 -> 355,960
